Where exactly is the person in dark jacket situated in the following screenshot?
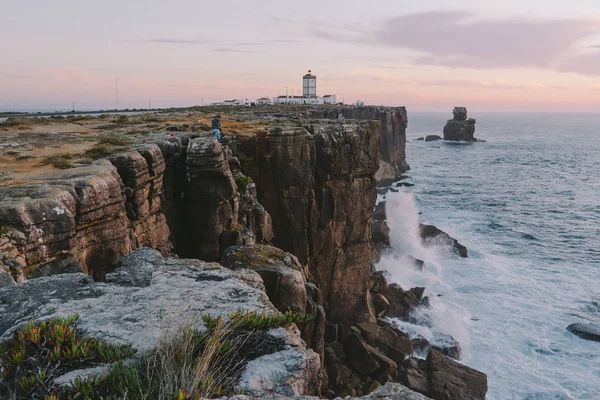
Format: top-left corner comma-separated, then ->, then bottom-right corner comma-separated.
211,115 -> 222,141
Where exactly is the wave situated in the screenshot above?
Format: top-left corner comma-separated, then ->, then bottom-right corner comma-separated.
376,191 -> 471,352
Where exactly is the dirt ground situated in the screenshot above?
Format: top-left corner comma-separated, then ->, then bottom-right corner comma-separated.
0,109 -> 275,187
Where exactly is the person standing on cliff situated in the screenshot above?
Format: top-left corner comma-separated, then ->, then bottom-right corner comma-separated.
212,115 -> 222,142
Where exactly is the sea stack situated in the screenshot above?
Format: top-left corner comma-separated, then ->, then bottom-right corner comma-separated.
443,107 -> 478,141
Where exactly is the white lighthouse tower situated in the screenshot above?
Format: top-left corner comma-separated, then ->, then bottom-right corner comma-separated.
303,70 -> 317,98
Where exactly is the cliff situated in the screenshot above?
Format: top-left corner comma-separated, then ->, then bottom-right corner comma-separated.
236,121 -> 380,329
308,106 -> 409,180
0,109 -> 488,399
0,144 -> 171,279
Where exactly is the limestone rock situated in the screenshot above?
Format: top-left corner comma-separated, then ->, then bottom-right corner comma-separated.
0,144 -> 172,278
427,350 -> 488,400
419,224 -> 468,258
222,245 -> 307,314
0,248 -> 320,396
237,122 -> 381,329
567,323 -> 600,342
443,107 -> 478,142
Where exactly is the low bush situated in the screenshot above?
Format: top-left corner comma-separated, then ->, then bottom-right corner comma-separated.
234,175 -> 253,190
40,153 -> 74,169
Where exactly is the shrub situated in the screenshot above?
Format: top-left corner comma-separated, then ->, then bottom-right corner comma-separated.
40,153 -> 74,169
96,135 -> 130,147
234,175 -> 253,190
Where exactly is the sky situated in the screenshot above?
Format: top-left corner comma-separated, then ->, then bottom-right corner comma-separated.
2,0 -> 600,112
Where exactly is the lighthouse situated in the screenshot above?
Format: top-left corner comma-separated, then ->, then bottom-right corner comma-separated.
303,70 -> 317,98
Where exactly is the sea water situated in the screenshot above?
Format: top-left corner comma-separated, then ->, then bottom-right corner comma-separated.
377,112 -> 600,399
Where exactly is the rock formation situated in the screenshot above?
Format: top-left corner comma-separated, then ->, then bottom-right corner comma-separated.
443,107 -> 478,141
567,323 -> 600,342
0,248 -> 321,396
236,121 -> 379,330
308,106 -> 409,181
0,108 -> 489,399
0,144 -> 171,279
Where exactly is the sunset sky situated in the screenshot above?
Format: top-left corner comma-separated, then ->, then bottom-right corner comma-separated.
3,0 -> 600,112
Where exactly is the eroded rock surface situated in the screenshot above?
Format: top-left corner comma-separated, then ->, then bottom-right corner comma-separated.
0,248 -> 321,396
443,107 -> 478,142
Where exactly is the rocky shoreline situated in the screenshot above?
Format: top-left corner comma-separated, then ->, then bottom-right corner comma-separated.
0,106 -> 488,399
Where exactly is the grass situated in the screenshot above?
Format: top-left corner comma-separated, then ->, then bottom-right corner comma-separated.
0,225 -> 10,236
96,135 -> 130,147
40,154 -> 74,169
0,310 -> 313,400
0,314 -> 135,399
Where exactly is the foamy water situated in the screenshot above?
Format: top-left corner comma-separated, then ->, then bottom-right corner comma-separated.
377,113 -> 600,399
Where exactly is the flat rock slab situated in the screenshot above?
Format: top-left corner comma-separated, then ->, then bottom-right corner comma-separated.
567,323 -> 600,342
0,248 -> 321,396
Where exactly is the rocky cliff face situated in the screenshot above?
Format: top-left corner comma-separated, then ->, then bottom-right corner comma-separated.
0,144 -> 171,279
443,107 -> 478,141
308,106 -> 409,180
236,121 -> 379,329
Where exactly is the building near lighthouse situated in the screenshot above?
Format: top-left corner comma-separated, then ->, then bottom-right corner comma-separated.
272,70 -> 337,105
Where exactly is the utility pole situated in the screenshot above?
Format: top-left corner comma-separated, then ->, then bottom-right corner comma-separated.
116,78 -> 119,110
72,102 -> 75,112
148,100 -> 151,110
342,93 -> 345,104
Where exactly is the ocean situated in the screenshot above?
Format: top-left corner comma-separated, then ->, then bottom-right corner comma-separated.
377,112 -> 600,399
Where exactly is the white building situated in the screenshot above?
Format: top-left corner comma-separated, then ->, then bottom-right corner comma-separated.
273,70 -> 338,105
255,97 -> 272,105
303,70 -> 317,97
322,94 -> 337,104
273,95 -> 324,105
212,98 -> 250,107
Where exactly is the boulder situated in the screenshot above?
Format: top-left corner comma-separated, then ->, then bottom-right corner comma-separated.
427,350 -> 488,400
373,201 -> 387,221
222,245 -> 307,314
567,323 -> 600,342
425,135 -> 442,142
419,224 -> 468,258
430,333 -> 462,360
443,107 -> 478,142
343,332 -> 380,375
0,248 -> 321,397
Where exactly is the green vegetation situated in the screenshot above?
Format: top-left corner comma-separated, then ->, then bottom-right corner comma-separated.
96,135 -> 130,147
0,310 -> 312,400
234,175 -> 253,190
40,154 -> 74,169
0,314 -> 135,399
0,225 -> 10,236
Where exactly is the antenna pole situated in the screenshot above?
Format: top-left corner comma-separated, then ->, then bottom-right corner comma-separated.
116,78 -> 119,110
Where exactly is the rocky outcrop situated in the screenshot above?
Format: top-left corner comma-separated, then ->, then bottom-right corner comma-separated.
0,145 -> 172,279
236,122 -> 379,330
425,135 -> 442,142
567,323 -> 600,342
419,224 -> 468,258
0,248 -> 321,397
399,350 -> 487,400
443,107 -> 478,142
308,106 -> 409,180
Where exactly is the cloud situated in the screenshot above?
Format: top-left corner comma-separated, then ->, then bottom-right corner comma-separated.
210,48 -> 259,53
139,38 -> 206,45
310,11 -> 600,73
558,51 -> 600,75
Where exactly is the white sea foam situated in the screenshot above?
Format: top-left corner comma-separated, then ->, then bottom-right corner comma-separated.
376,191 -> 471,350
